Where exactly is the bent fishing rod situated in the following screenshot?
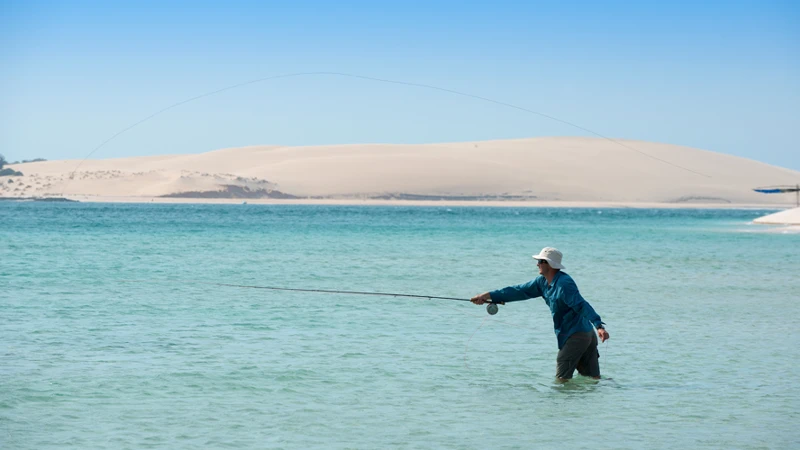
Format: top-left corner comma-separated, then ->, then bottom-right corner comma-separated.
116,278 -> 505,315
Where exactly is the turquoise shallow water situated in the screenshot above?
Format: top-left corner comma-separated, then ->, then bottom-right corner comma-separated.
2,203 -> 799,449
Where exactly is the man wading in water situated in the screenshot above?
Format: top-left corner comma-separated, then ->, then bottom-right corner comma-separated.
471,247 -> 610,381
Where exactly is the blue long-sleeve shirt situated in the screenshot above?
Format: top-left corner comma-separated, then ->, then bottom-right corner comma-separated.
489,271 -> 604,349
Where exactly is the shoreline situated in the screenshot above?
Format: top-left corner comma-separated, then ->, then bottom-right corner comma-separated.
4,138 -> 798,208
40,195 -> 795,209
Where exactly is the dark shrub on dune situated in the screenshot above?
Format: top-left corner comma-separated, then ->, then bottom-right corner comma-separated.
0,155 -> 23,176
0,168 -> 23,176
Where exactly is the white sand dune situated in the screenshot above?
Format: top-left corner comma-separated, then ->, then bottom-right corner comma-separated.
3,137 -> 798,206
753,207 -> 800,225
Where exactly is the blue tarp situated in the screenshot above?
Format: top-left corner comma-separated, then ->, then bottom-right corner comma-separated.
754,186 -> 799,194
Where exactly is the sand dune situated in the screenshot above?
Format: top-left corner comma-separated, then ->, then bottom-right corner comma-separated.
3,137 -> 798,206
753,207 -> 800,225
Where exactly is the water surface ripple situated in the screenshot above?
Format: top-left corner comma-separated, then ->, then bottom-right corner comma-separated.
2,203 -> 798,449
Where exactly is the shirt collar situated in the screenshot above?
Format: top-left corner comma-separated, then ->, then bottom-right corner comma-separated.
548,270 -> 562,287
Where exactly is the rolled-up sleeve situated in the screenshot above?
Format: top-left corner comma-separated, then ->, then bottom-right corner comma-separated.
561,282 -> 604,328
490,278 -> 543,303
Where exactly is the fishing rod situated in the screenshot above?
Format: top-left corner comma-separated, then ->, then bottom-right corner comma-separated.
116,278 -> 505,315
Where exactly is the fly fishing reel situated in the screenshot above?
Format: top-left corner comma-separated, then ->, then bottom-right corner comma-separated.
486,303 -> 498,315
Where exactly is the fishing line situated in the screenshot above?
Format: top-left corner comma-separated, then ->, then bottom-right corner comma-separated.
458,305 -> 537,369
464,316 -> 490,369
64,70 -> 710,188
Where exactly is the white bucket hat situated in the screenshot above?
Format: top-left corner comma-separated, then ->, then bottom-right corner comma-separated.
532,247 -> 565,270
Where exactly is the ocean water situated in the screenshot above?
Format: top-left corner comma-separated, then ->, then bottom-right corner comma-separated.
2,203 -> 799,449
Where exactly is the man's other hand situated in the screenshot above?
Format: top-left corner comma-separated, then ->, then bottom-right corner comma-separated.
597,328 -> 610,342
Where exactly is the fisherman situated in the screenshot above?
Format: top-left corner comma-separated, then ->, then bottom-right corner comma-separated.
470,247 -> 609,381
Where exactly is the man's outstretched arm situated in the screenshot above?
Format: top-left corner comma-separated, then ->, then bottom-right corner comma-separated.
471,278 -> 543,305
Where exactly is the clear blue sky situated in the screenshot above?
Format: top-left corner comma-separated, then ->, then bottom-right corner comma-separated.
2,0 -> 799,169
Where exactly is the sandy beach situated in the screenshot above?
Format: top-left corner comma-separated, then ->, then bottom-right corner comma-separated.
3,137 -> 798,208
752,206 -> 800,225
